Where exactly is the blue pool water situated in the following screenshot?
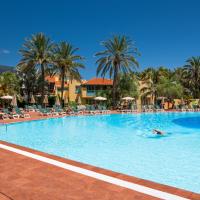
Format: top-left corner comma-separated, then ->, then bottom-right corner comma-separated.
0,112 -> 200,193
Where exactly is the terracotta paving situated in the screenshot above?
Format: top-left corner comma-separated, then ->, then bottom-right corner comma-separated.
0,143 -> 160,200
0,112 -> 200,200
0,141 -> 200,200
0,111 -> 119,124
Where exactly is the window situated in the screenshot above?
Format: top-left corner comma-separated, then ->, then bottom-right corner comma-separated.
75,86 -> 81,94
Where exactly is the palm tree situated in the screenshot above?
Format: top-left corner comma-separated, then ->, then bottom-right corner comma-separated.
53,42 -> 84,106
140,67 -> 169,104
95,35 -> 139,106
183,57 -> 200,98
18,33 -> 54,103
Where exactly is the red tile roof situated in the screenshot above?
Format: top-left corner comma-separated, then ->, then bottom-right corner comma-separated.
83,78 -> 113,85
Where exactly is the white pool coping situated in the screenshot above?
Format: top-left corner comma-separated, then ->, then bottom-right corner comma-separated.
0,143 -> 190,200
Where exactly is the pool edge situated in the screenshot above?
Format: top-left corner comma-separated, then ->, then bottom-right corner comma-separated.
0,140 -> 199,200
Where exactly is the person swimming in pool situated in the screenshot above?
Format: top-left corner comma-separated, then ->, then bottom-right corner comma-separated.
152,129 -> 164,135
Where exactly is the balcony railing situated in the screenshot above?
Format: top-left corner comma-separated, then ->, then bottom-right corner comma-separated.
86,90 -> 96,96
86,90 -> 109,97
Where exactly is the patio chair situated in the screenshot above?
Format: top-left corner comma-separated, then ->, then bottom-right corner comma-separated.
147,105 -> 154,112
180,105 -> 187,112
15,107 -> 30,118
155,105 -> 164,112
0,112 -> 9,120
54,107 -> 66,116
97,105 -> 106,114
130,104 -> 137,113
103,106 -> 111,113
32,105 -> 39,112
73,107 -> 83,115
27,105 -> 35,112
39,108 -> 52,116
91,105 -> 100,114
3,108 -> 20,119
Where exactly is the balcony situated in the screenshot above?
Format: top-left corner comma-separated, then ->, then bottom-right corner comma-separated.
86,90 -> 109,97
86,90 -> 96,96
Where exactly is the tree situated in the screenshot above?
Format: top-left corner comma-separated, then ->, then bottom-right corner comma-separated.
118,73 -> 139,98
157,77 -> 183,99
18,33 -> 54,103
140,67 -> 170,104
0,72 -> 20,95
182,57 -> 200,98
95,35 -> 139,107
17,62 -> 39,102
53,42 -> 84,106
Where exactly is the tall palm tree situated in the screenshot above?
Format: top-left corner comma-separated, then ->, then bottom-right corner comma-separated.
18,33 -> 54,102
183,57 -> 200,98
95,35 -> 139,106
53,42 -> 84,106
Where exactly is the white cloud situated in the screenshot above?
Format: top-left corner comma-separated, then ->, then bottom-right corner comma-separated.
1,49 -> 10,54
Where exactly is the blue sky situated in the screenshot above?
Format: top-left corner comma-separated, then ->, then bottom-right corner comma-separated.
0,0 -> 200,79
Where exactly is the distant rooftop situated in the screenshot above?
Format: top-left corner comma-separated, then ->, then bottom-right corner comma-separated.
83,77 -> 113,85
0,65 -> 15,73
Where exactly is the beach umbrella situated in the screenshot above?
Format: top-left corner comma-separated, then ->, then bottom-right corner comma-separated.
55,96 -> 60,106
11,95 -> 17,107
0,95 -> 13,100
122,97 -> 135,101
94,96 -> 107,101
43,95 -> 49,105
30,95 -> 36,104
77,96 -> 82,104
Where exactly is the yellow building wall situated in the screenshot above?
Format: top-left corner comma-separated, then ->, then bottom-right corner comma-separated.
68,80 -> 81,102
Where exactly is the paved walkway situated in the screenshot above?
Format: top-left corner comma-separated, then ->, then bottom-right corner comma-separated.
0,111 -> 119,124
1,141 -> 199,200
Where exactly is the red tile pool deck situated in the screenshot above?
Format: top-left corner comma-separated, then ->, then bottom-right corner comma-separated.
0,113 -> 200,200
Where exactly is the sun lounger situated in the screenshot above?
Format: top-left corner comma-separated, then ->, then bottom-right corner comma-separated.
155,105 -> 164,112
187,105 -> 195,112
98,106 -> 107,114
39,108 -> 52,116
15,108 -> 30,118
180,105 -> 187,112
25,105 -> 35,112
32,105 -> 40,112
142,105 -> 151,112
10,113 -> 20,119
55,107 -> 66,116
85,105 -> 97,114
0,113 -> 9,120
3,109 -> 20,119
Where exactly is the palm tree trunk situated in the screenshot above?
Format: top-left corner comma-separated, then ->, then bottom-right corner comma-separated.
41,63 -> 45,105
61,67 -> 65,107
112,65 -> 119,107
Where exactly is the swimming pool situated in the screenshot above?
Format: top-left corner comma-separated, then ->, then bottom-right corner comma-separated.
0,112 -> 200,193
